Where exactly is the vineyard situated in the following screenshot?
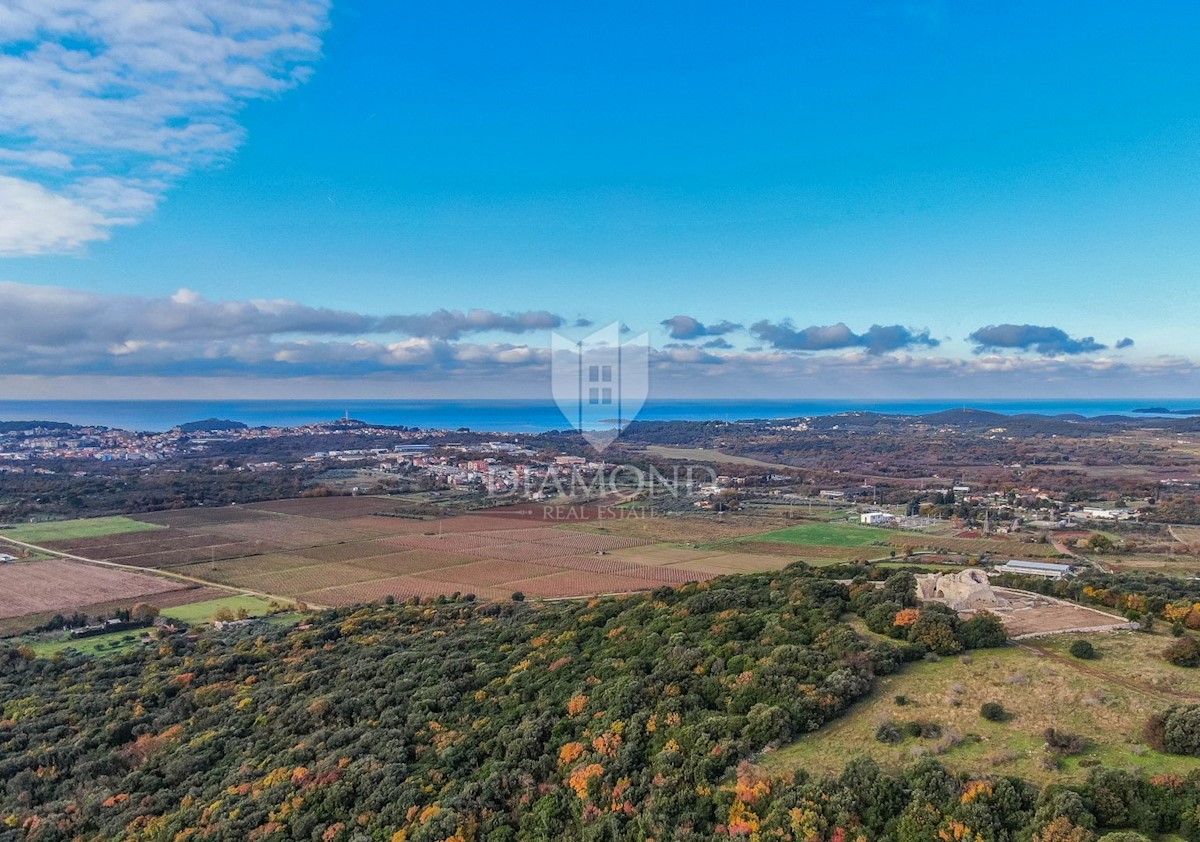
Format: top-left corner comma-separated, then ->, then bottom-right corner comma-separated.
11,499 -> 752,613
7,497 -> 1074,621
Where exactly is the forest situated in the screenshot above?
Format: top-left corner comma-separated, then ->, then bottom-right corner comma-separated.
3,566 -> 1199,841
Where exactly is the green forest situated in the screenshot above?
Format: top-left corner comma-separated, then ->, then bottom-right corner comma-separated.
2,567 -> 1199,841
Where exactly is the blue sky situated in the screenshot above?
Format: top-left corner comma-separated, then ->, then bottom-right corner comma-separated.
2,0 -> 1199,399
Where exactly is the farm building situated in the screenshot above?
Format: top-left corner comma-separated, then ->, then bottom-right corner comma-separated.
1071,506 -> 1138,522
994,559 -> 1073,579
860,511 -> 899,526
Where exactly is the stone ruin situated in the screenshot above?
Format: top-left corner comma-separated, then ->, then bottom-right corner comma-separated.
915,568 -> 1009,612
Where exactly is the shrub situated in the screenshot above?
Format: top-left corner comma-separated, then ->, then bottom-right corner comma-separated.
1043,727 -> 1087,756
894,694 -> 909,706
1142,713 -> 1166,752
875,721 -> 903,744
900,720 -> 942,739
1069,639 -> 1096,660
981,702 -> 1007,722
959,612 -> 1008,649
1153,705 -> 1200,756
1163,637 -> 1200,668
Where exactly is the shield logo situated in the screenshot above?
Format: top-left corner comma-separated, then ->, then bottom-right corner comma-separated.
551,322 -> 650,452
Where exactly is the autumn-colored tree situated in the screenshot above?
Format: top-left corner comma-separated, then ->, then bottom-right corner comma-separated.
1033,817 -> 1096,842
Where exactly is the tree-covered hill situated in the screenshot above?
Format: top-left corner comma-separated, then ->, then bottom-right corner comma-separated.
2,567 -> 1198,841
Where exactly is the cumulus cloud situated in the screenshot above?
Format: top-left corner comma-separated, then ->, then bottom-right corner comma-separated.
379,309 -> 564,340
1,282 -> 1190,396
1116,337 -> 1135,349
0,0 -> 331,256
968,324 -> 1107,355
749,320 -> 939,354
660,315 -> 741,340
0,280 -> 571,352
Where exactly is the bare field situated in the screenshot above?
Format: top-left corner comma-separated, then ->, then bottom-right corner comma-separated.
565,515 -> 788,544
0,559 -> 181,620
990,589 -> 1132,638
1107,552 -> 1200,576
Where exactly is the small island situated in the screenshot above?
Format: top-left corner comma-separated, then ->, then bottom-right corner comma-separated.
1133,406 -> 1200,415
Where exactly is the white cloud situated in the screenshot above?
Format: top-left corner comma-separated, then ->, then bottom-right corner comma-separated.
0,0 -> 331,256
0,175 -> 111,255
0,281 -> 1196,397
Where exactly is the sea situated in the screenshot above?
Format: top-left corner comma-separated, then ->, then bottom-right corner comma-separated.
0,399 -> 1198,433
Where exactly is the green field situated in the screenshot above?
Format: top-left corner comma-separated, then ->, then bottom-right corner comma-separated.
26,600 -> 294,658
161,595 -> 275,625
0,516 -> 164,545
29,629 -> 148,658
743,521 -> 916,548
872,560 -> 969,572
760,629 -> 1200,785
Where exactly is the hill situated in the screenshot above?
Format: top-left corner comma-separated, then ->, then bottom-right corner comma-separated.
175,418 -> 248,432
3,568 -> 1199,840
0,420 -> 82,433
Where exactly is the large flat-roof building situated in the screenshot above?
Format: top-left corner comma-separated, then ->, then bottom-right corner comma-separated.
994,559 -> 1073,579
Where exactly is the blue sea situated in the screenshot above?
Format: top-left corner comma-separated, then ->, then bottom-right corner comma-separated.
0,399 -> 1198,433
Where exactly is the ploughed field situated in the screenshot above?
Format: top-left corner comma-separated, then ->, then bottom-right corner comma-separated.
0,558 -> 184,620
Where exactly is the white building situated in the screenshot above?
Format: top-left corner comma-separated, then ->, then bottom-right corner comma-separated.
1072,507 -> 1138,522
860,511 -> 899,526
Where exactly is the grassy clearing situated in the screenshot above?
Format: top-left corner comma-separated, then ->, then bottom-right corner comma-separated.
759,630 -> 1200,785
29,629 -> 148,658
27,605 -> 302,658
0,516 -> 164,544
161,595 -> 275,625
872,561 -> 969,572
742,522 -> 916,548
